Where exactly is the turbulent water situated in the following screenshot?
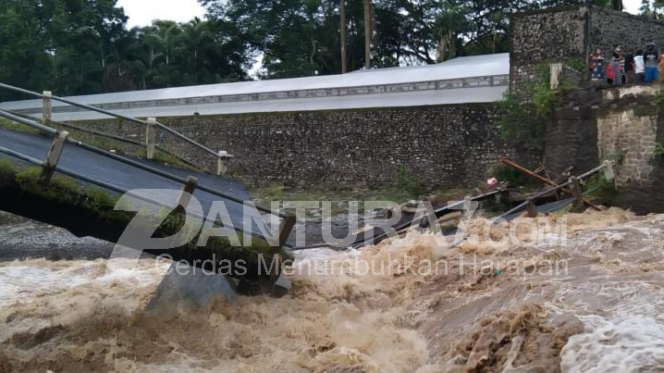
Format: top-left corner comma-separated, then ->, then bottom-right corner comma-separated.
1,208 -> 664,372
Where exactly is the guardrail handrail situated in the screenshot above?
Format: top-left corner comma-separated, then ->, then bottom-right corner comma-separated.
0,82 -> 221,162
0,108 -> 291,220
5,108 -> 202,171
0,145 -> 282,246
496,162 -> 610,219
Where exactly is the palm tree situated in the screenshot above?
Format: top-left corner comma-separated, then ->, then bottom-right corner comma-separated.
364,0 -> 371,69
340,0 -> 347,73
433,2 -> 470,62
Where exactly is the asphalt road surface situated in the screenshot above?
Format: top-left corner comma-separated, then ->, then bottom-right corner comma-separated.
0,128 -> 272,242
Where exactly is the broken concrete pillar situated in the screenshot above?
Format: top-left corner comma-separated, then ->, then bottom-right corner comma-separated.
42,91 -> 52,125
146,117 -> 157,160
40,131 -> 69,184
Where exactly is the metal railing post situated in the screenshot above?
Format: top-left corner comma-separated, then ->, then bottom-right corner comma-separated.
146,117 -> 157,160
176,176 -> 198,213
42,91 -> 52,125
41,131 -> 69,184
217,151 -> 234,176
550,63 -> 563,90
277,212 -> 297,250
526,199 -> 539,218
570,176 -> 583,210
603,160 -> 615,183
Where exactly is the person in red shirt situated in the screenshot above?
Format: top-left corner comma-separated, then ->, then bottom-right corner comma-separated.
607,61 -> 616,85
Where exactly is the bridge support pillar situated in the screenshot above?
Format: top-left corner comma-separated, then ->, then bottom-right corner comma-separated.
42,91 -> 52,124
146,117 -> 157,160
41,130 -> 69,184
217,151 -> 233,176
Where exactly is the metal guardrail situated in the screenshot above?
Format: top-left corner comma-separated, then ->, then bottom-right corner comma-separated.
0,123 -> 298,250
346,189 -> 507,250
0,145 -> 269,244
496,162 -> 613,220
4,108 -> 202,171
0,82 -> 231,175
0,101 -> 292,223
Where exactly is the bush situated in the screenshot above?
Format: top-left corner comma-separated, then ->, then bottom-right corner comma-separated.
585,175 -> 619,205
494,164 -> 531,187
396,165 -> 423,199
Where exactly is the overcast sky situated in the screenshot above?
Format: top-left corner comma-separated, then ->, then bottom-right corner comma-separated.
624,0 -> 644,14
117,0 -> 206,28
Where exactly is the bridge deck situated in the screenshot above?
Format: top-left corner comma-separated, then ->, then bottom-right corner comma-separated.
0,128 -> 265,233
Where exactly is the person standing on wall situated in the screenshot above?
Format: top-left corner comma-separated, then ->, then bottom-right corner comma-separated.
607,45 -> 624,85
634,50 -> 645,83
607,60 -> 616,85
611,45 -> 624,86
659,49 -> 664,82
644,43 -> 659,83
624,49 -> 635,84
589,48 -> 606,84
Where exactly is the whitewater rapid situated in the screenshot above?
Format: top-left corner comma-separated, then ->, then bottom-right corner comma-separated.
0,208 -> 663,372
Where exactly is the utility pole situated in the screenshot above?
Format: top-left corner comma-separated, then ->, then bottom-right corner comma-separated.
340,0 -> 347,73
364,0 -> 371,69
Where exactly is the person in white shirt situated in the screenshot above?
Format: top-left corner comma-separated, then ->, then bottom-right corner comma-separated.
634,49 -> 645,83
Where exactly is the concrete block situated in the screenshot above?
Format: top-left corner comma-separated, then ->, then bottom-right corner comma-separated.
147,262 -> 237,311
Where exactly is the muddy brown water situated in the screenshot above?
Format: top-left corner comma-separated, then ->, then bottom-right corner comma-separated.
0,208 -> 663,372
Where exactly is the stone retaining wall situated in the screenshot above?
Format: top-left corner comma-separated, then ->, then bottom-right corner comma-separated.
79,104 -> 527,189
511,6 -> 664,95
547,85 -> 664,213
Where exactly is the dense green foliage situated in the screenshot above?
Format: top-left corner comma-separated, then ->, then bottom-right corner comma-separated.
396,164 -> 423,199
0,0 -> 623,99
0,0 -> 248,100
498,60 -> 581,147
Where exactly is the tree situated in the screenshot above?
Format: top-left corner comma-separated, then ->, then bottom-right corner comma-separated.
364,0 -> 372,69
340,0 -> 347,73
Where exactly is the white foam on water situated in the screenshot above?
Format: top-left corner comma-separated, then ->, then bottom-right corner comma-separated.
561,316 -> 664,373
559,278 -> 664,373
0,259 -> 169,309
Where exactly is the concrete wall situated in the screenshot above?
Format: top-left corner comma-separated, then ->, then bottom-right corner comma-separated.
79,104 -> 520,188
546,85 -> 664,213
511,6 -> 664,94
510,7 -> 588,94
588,7 -> 664,59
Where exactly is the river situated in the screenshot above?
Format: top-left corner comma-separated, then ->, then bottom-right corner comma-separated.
0,208 -> 663,372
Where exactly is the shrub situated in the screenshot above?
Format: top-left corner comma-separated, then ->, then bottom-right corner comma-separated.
396,165 -> 423,199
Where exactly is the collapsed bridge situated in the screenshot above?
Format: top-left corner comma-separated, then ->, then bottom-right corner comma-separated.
0,83 -> 298,301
